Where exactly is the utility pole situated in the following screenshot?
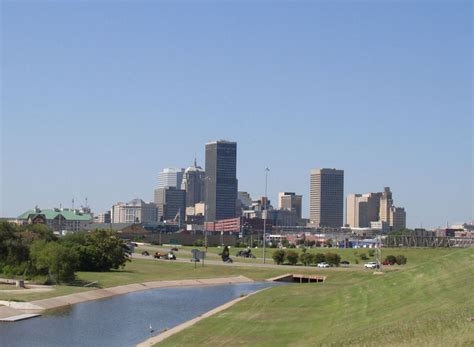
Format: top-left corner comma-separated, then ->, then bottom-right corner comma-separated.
263,167 -> 270,264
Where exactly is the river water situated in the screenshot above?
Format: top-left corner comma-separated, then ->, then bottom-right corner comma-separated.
0,282 -> 278,347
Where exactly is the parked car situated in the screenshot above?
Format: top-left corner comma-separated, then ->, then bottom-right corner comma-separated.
166,252 -> 176,260
364,262 -> 379,269
171,247 -> 179,252
340,260 -> 350,266
141,251 -> 150,256
317,262 -> 330,268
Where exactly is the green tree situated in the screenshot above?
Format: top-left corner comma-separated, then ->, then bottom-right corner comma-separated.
30,240 -> 79,283
0,222 -> 30,275
325,252 -> 341,267
285,250 -> 299,265
314,253 -> 326,264
272,250 -> 286,265
25,224 -> 57,242
359,253 -> 369,260
300,252 -> 313,266
80,229 -> 130,272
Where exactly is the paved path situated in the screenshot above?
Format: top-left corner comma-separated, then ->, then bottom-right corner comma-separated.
132,252 -> 339,271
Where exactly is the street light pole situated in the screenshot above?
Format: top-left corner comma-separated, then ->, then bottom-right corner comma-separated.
263,167 -> 270,264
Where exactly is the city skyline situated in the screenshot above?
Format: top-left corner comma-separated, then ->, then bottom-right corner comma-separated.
1,2 -> 472,228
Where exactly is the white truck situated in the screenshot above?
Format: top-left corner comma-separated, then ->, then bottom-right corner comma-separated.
364,262 -> 379,269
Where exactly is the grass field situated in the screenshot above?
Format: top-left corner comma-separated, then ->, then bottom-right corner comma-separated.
136,244 -> 456,268
159,247 -> 474,346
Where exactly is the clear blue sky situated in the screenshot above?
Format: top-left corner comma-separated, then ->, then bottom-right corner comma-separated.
1,1 -> 472,228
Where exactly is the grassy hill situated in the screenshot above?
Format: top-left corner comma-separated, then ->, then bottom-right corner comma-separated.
160,248 -> 474,346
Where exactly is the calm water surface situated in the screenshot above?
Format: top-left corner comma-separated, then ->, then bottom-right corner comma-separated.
0,282 -> 279,347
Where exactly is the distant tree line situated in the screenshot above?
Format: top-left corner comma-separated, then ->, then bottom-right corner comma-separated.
0,222 -> 130,284
272,249 -> 341,266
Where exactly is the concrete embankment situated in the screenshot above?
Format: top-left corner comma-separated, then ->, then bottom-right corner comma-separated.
0,276 -> 253,320
136,287 -> 270,347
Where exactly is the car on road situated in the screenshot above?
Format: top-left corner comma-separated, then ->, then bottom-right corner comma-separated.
364,262 -> 379,269
317,262 -> 330,268
340,260 -> 350,267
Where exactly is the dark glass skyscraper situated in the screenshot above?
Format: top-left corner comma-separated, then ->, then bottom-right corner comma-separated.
205,141 -> 238,221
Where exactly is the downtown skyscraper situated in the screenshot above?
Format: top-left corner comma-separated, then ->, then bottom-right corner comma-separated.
310,168 -> 344,228
205,141 -> 238,221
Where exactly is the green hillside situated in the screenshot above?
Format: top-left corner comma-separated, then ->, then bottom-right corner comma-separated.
160,248 -> 474,346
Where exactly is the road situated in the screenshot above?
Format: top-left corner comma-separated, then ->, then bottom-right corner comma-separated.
131,250 -> 351,271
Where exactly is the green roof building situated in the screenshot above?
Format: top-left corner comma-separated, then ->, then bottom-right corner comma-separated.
18,207 -> 92,232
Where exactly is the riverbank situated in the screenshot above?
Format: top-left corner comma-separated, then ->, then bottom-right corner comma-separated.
0,276 -> 253,320
136,287 -> 271,347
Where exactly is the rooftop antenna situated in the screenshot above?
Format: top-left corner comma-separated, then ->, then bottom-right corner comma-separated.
72,198 -> 75,210
194,153 -> 197,167
85,197 -> 89,208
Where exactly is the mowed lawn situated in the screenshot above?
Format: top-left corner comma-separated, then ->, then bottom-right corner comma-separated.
0,258 -> 324,302
159,248 -> 474,346
137,244 -> 456,268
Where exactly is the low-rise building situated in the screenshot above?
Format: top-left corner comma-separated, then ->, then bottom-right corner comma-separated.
111,199 -> 158,224
17,207 -> 92,232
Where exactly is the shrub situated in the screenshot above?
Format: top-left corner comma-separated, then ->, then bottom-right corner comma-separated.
355,259 -> 359,264
359,253 -> 369,260
314,253 -> 326,264
325,252 -> 341,267
300,252 -> 313,266
272,250 -> 286,265
385,255 -> 397,265
285,250 -> 299,265
368,249 -> 375,257
395,255 -> 407,265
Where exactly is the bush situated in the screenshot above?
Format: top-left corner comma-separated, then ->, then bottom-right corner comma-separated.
355,259 -> 359,264
368,249 -> 375,257
395,255 -> 407,265
314,253 -> 326,264
30,240 -> 79,283
299,252 -> 313,266
385,255 -> 397,265
325,252 -> 341,267
359,253 -> 369,260
285,250 -> 299,265
272,250 -> 286,265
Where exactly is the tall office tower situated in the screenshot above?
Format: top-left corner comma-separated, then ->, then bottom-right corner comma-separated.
346,194 -> 368,227
310,168 -> 344,228
205,140 -> 238,222
379,187 -> 393,224
278,192 -> 303,219
364,192 -> 382,223
154,187 -> 186,222
181,159 -> 205,208
157,168 -> 184,189
390,206 -> 406,231
346,192 -> 382,227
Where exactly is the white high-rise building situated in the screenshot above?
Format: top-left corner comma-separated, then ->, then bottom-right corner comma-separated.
111,199 -> 158,224
157,168 -> 184,189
